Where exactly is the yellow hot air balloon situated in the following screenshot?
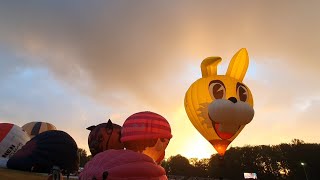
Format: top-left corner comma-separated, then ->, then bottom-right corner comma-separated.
184,48 -> 254,156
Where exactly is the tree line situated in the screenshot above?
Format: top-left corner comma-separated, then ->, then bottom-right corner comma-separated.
79,139 -> 320,179
162,139 -> 320,179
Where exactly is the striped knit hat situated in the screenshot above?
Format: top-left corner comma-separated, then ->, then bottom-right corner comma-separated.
121,111 -> 172,142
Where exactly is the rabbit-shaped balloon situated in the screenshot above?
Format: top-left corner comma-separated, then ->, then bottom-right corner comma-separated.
184,48 -> 254,156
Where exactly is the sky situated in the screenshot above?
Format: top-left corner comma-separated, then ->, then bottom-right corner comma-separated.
1,1 -> 320,159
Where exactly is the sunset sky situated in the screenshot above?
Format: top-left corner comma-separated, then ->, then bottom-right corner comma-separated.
1,1 -> 320,159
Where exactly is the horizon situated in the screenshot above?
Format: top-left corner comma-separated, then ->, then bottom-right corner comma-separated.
1,1 -> 320,159
158,138 -> 317,160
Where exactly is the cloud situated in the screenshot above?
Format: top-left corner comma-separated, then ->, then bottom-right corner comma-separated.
0,64 -> 118,153
1,1 -> 320,109
1,1 -> 320,157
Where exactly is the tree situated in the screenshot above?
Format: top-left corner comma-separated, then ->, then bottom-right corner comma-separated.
291,139 -> 305,145
161,159 -> 170,172
166,154 -> 193,176
192,158 -> 210,177
163,140 -> 320,179
78,148 -> 90,167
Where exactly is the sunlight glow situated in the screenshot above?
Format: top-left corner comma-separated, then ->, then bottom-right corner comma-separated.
180,136 -> 214,159
165,107 -> 215,159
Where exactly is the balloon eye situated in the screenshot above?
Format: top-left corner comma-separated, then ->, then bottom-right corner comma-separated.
237,83 -> 248,102
209,80 -> 226,99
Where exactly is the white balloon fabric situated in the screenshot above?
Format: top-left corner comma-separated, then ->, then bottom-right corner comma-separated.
208,99 -> 254,133
0,157 -> 8,168
0,123 -> 30,159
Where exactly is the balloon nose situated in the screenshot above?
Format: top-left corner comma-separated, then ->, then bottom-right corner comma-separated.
228,97 -> 237,103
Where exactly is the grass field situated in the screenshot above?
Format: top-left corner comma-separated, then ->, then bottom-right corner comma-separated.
0,168 -> 78,180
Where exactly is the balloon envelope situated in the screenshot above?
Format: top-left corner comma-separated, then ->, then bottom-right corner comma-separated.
79,149 -> 167,180
86,119 -> 124,156
0,157 -> 8,168
22,121 -> 56,138
121,111 -> 172,162
184,49 -> 254,156
0,123 -> 30,159
7,130 -> 79,174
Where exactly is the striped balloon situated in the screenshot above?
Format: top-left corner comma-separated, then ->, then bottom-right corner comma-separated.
121,111 -> 172,142
121,111 -> 172,162
22,122 -> 56,138
0,123 -> 30,159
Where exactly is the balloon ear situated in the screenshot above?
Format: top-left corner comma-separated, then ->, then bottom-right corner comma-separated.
201,57 -> 222,78
226,48 -> 249,82
106,119 -> 113,130
86,125 -> 96,131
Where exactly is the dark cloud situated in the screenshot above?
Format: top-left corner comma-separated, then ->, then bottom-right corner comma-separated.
1,1 -> 320,110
